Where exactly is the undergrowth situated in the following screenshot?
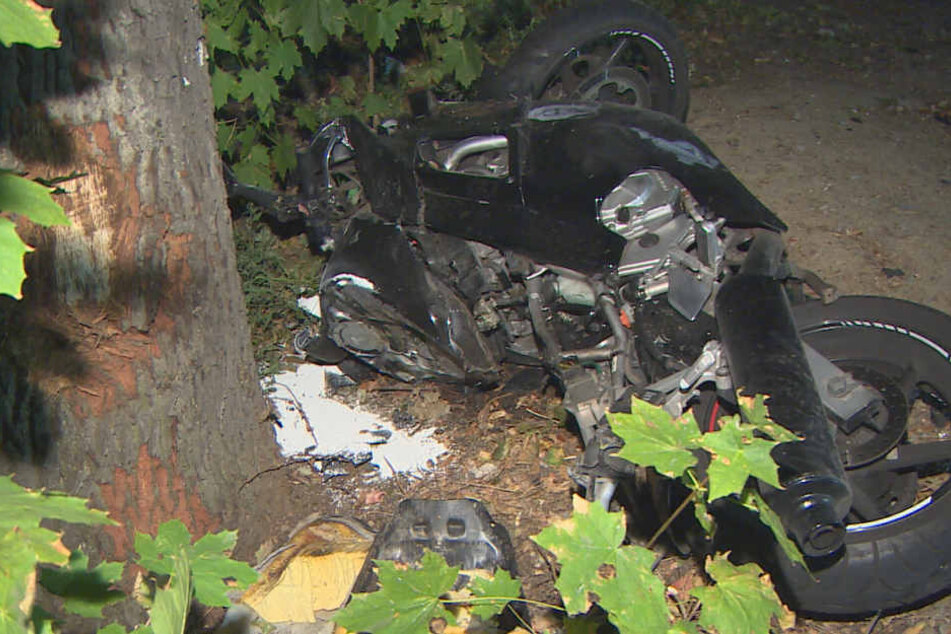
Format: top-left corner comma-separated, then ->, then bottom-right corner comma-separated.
232,210 -> 321,375
334,395 -> 802,634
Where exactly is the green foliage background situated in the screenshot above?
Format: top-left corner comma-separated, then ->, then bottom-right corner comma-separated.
203,0 -> 503,187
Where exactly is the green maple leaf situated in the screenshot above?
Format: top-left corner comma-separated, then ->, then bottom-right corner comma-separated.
235,67 -> 279,115
698,418 -> 783,501
693,495 -> 714,534
0,217 -> 33,299
0,529 -> 41,632
532,498 -> 626,614
271,133 -> 298,179
0,477 -> 114,632
596,545 -> 670,634
737,394 -> 800,443
348,0 -> 411,52
231,145 -> 272,188
0,0 -> 60,48
334,551 -> 458,634
361,92 -> 395,118
292,105 -> 322,133
0,476 -> 113,532
378,0 -> 411,49
739,487 -> 807,571
0,172 -> 70,297
690,555 -> 785,634
245,20 -> 270,58
135,520 -> 257,608
438,36 -> 484,87
150,555 -> 191,634
135,520 -> 191,575
268,38 -> 302,81
285,0 -> 347,55
210,70 -> 237,110
0,172 -> 70,227
608,398 -> 701,478
203,20 -> 236,55
467,568 -> 522,621
216,121 -> 235,155
188,530 -> 257,606
439,5 -> 466,37
38,550 -> 124,618
667,621 -> 700,633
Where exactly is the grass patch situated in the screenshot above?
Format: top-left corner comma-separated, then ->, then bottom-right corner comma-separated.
233,211 -> 322,375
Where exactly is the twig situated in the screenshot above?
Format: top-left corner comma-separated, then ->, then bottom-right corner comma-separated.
238,457 -> 313,492
505,604 -> 537,634
269,379 -> 316,438
523,407 -> 561,424
456,481 -> 520,494
478,390 -> 509,424
864,610 -> 883,634
383,457 -> 407,496
646,475 -> 708,549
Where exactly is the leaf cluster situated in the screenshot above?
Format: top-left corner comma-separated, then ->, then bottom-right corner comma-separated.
335,550 -> 521,634
334,395 -> 799,633
0,476 -> 258,634
0,170 -> 70,300
0,475 -> 114,633
202,0 -> 487,187
608,395 -> 806,567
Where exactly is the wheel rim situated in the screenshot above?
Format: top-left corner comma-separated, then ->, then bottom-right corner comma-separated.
799,318 -> 951,534
539,31 -> 676,110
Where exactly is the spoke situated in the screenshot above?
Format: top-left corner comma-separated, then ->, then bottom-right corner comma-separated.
858,440 -> 951,473
570,40 -> 630,99
602,38 -> 630,70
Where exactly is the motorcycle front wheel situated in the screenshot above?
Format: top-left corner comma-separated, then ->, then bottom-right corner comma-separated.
772,296 -> 951,616
477,0 -> 690,121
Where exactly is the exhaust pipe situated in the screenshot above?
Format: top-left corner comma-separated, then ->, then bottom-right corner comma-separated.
715,231 -> 851,557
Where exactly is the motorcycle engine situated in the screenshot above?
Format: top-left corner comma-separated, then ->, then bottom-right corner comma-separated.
598,169 -> 725,321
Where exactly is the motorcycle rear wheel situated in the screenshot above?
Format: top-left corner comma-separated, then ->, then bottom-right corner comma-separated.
477,0 -> 690,121
772,296 -> 951,616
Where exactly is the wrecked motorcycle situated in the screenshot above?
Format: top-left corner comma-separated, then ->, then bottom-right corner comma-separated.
227,99 -> 951,617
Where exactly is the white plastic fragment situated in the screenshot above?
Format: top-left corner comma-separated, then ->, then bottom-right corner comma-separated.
297,295 -> 322,318
263,364 -> 447,479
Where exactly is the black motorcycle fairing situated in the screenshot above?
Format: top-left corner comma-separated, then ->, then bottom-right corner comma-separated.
319,217 -> 500,384
336,102 -> 784,275
344,117 -> 421,225
422,189 -> 624,274
519,103 -> 787,236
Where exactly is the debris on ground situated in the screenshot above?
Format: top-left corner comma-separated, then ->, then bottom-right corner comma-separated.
263,364 -> 448,479
242,515 -> 374,623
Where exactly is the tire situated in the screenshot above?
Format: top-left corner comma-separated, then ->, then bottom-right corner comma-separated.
477,0 -> 690,121
770,296 -> 951,616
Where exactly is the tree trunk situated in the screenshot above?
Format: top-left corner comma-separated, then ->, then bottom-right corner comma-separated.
0,0 -> 289,566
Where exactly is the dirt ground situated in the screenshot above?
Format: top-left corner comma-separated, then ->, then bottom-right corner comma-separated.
242,1 -> 950,633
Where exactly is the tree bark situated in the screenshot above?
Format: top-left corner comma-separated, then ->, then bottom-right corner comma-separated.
0,0 -> 289,566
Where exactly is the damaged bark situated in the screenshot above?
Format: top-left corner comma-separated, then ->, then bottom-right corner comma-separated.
0,0 -> 287,567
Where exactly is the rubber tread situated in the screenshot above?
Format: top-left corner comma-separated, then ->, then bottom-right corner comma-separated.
477,0 -> 690,121
770,296 -> 951,616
